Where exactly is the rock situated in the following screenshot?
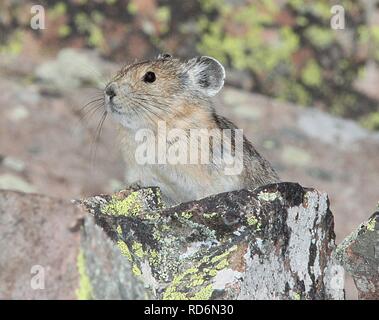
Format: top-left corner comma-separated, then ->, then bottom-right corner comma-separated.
79,215 -> 150,299
5,182 -> 378,300
354,61 -> 379,101
0,174 -> 35,193
281,146 -> 312,167
34,48 -> 110,92
0,191 -> 81,299
232,105 -> 262,121
0,189 -> 150,300
79,182 -> 344,300
7,105 -> 30,122
335,211 -> 379,300
297,108 -> 379,149
1,156 -> 26,172
224,69 -> 255,91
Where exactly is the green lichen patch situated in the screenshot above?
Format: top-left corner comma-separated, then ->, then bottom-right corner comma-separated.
366,217 -> 376,232
115,214 -> 184,283
148,249 -> 159,266
132,264 -> 142,276
162,264 -> 207,300
150,234 -> 183,282
162,245 -> 238,300
293,292 -> 301,300
246,215 -> 262,231
117,240 -> 133,261
180,211 -> 193,219
101,188 -> 164,220
75,250 -> 93,300
132,241 -> 145,258
203,212 -> 218,219
92,187 -> 243,300
144,188 -> 165,212
102,192 -> 142,216
145,211 -> 161,220
208,269 -> 217,277
258,191 -> 282,202
192,284 -> 214,300
118,236 -> 156,279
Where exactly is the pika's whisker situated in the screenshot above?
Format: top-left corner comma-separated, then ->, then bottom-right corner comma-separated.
90,111 -> 108,167
80,97 -> 104,111
132,99 -> 166,122
79,105 -> 104,124
71,98 -> 105,137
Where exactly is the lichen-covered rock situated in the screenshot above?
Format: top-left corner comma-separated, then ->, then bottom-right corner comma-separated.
0,182 -> 350,300
335,211 -> 379,300
78,215 -> 150,299
79,182 -> 344,300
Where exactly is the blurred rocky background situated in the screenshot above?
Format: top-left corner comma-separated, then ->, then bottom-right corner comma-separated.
0,0 -> 379,299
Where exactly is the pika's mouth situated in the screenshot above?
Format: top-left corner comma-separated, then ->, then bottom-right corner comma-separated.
108,101 -> 124,114
104,93 -> 124,115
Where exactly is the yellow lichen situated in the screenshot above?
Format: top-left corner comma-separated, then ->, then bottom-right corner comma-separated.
132,264 -> 142,276
117,240 -> 133,261
210,245 -> 237,264
163,266 -> 200,300
149,249 -> 159,266
258,191 -> 282,202
181,212 -> 193,219
127,1 -> 138,15
162,288 -> 188,300
301,59 -> 322,87
215,259 -> 229,270
208,269 -> 218,277
190,278 -> 205,287
191,284 -> 214,300
189,273 -> 205,287
367,217 -> 376,232
162,245 -> 238,300
102,192 -> 142,216
75,250 -> 93,300
293,292 -> 301,300
132,241 -> 145,258
203,212 -> 218,219
247,215 -> 262,230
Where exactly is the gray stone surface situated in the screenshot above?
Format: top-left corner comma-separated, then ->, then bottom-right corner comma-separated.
335,211 -> 379,300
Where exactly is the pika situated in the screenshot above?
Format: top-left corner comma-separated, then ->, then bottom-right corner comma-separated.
104,54 -> 279,205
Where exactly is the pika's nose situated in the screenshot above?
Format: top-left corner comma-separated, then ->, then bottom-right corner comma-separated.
105,84 -> 116,100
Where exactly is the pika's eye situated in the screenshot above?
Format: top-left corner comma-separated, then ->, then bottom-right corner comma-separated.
143,71 -> 156,83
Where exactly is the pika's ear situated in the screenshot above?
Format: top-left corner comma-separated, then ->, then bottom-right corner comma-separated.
186,56 -> 225,96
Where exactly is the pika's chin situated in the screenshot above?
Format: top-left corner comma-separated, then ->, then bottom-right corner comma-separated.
107,103 -> 145,131
107,101 -> 124,115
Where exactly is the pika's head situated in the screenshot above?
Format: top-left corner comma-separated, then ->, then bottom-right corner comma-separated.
104,54 -> 225,129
